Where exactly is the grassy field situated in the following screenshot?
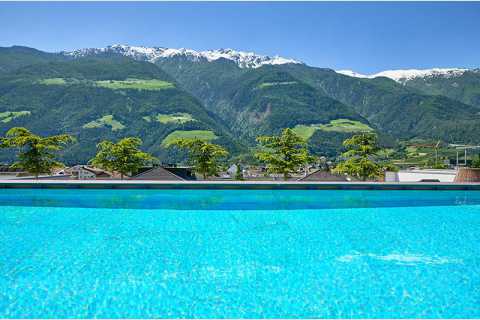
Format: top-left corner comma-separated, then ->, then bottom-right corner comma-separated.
38,78 -> 174,91
0,111 -> 31,123
393,147 -> 433,167
385,137 -> 478,168
38,78 -> 68,85
96,79 -> 175,91
257,81 -> 297,89
83,115 -> 125,131
293,119 -> 373,140
161,130 -> 217,147
292,125 -> 317,141
143,113 -> 195,124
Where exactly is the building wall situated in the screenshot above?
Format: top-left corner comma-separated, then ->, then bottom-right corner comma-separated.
385,169 -> 457,182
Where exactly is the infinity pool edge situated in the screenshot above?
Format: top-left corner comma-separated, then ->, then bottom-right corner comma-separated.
1,179 -> 480,190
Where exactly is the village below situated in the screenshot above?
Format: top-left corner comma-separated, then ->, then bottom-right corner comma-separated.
0,126 -> 479,183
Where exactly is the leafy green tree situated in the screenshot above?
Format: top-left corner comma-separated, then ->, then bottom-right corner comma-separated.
234,163 -> 244,181
0,127 -> 75,178
255,128 -> 312,180
90,137 -> 154,179
472,154 -> 480,168
334,133 -> 395,181
174,138 -> 229,179
381,162 -> 399,173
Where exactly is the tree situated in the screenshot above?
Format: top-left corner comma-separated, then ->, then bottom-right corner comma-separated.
0,127 -> 75,178
472,154 -> 480,168
234,163 -> 244,181
174,138 -> 228,179
90,137 -> 154,179
334,133 -> 394,181
255,128 -> 312,180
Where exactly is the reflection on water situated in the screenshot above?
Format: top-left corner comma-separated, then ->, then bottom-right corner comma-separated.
1,195 -> 480,317
5,189 -> 480,210
337,252 -> 463,265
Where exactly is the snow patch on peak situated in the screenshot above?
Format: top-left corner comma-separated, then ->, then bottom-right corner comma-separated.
62,45 -> 303,69
336,70 -> 369,78
199,48 -> 301,68
336,68 -> 469,83
373,68 -> 468,82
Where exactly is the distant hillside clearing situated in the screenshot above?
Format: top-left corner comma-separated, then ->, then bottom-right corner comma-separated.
96,79 -> 175,91
143,113 -> 195,124
0,111 -> 31,123
293,119 -> 373,140
83,115 -> 126,131
161,130 -> 217,147
257,81 -> 298,89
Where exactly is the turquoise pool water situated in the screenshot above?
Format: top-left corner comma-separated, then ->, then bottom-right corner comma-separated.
1,189 -> 479,318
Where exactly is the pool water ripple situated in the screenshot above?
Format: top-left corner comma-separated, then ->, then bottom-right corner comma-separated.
0,189 -> 479,317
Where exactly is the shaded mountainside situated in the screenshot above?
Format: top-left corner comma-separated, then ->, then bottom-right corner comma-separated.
0,46 -> 65,74
157,54 -> 480,146
156,58 -> 374,156
279,64 -> 480,143
155,57 -> 247,118
218,67 -> 365,139
336,68 -> 480,110
399,69 -> 480,109
0,55 -> 240,164
1,45 -> 480,163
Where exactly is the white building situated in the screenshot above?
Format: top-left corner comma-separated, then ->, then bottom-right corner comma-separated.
385,169 -> 456,183
66,165 -> 112,180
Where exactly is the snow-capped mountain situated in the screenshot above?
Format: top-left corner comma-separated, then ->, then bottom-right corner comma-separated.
336,68 -> 470,83
335,70 -> 370,79
62,44 -> 302,69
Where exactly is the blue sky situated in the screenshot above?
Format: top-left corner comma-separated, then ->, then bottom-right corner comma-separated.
0,2 -> 479,73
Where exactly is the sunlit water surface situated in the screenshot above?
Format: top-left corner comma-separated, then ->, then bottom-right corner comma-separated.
1,189 -> 479,318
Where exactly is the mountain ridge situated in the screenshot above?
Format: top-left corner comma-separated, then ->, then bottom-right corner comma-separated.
6,44 -> 478,81
1,44 -> 480,163
336,68 -> 477,82
61,44 -> 303,69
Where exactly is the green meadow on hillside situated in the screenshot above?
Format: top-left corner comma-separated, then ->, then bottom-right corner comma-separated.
83,115 -> 125,131
293,119 -> 373,140
143,113 -> 195,124
38,78 -> 68,85
0,111 -> 31,123
257,81 -> 298,89
38,78 -> 175,92
161,130 -> 217,147
96,79 -> 175,91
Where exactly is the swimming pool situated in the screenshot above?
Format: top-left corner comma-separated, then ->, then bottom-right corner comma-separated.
1,189 -> 479,317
